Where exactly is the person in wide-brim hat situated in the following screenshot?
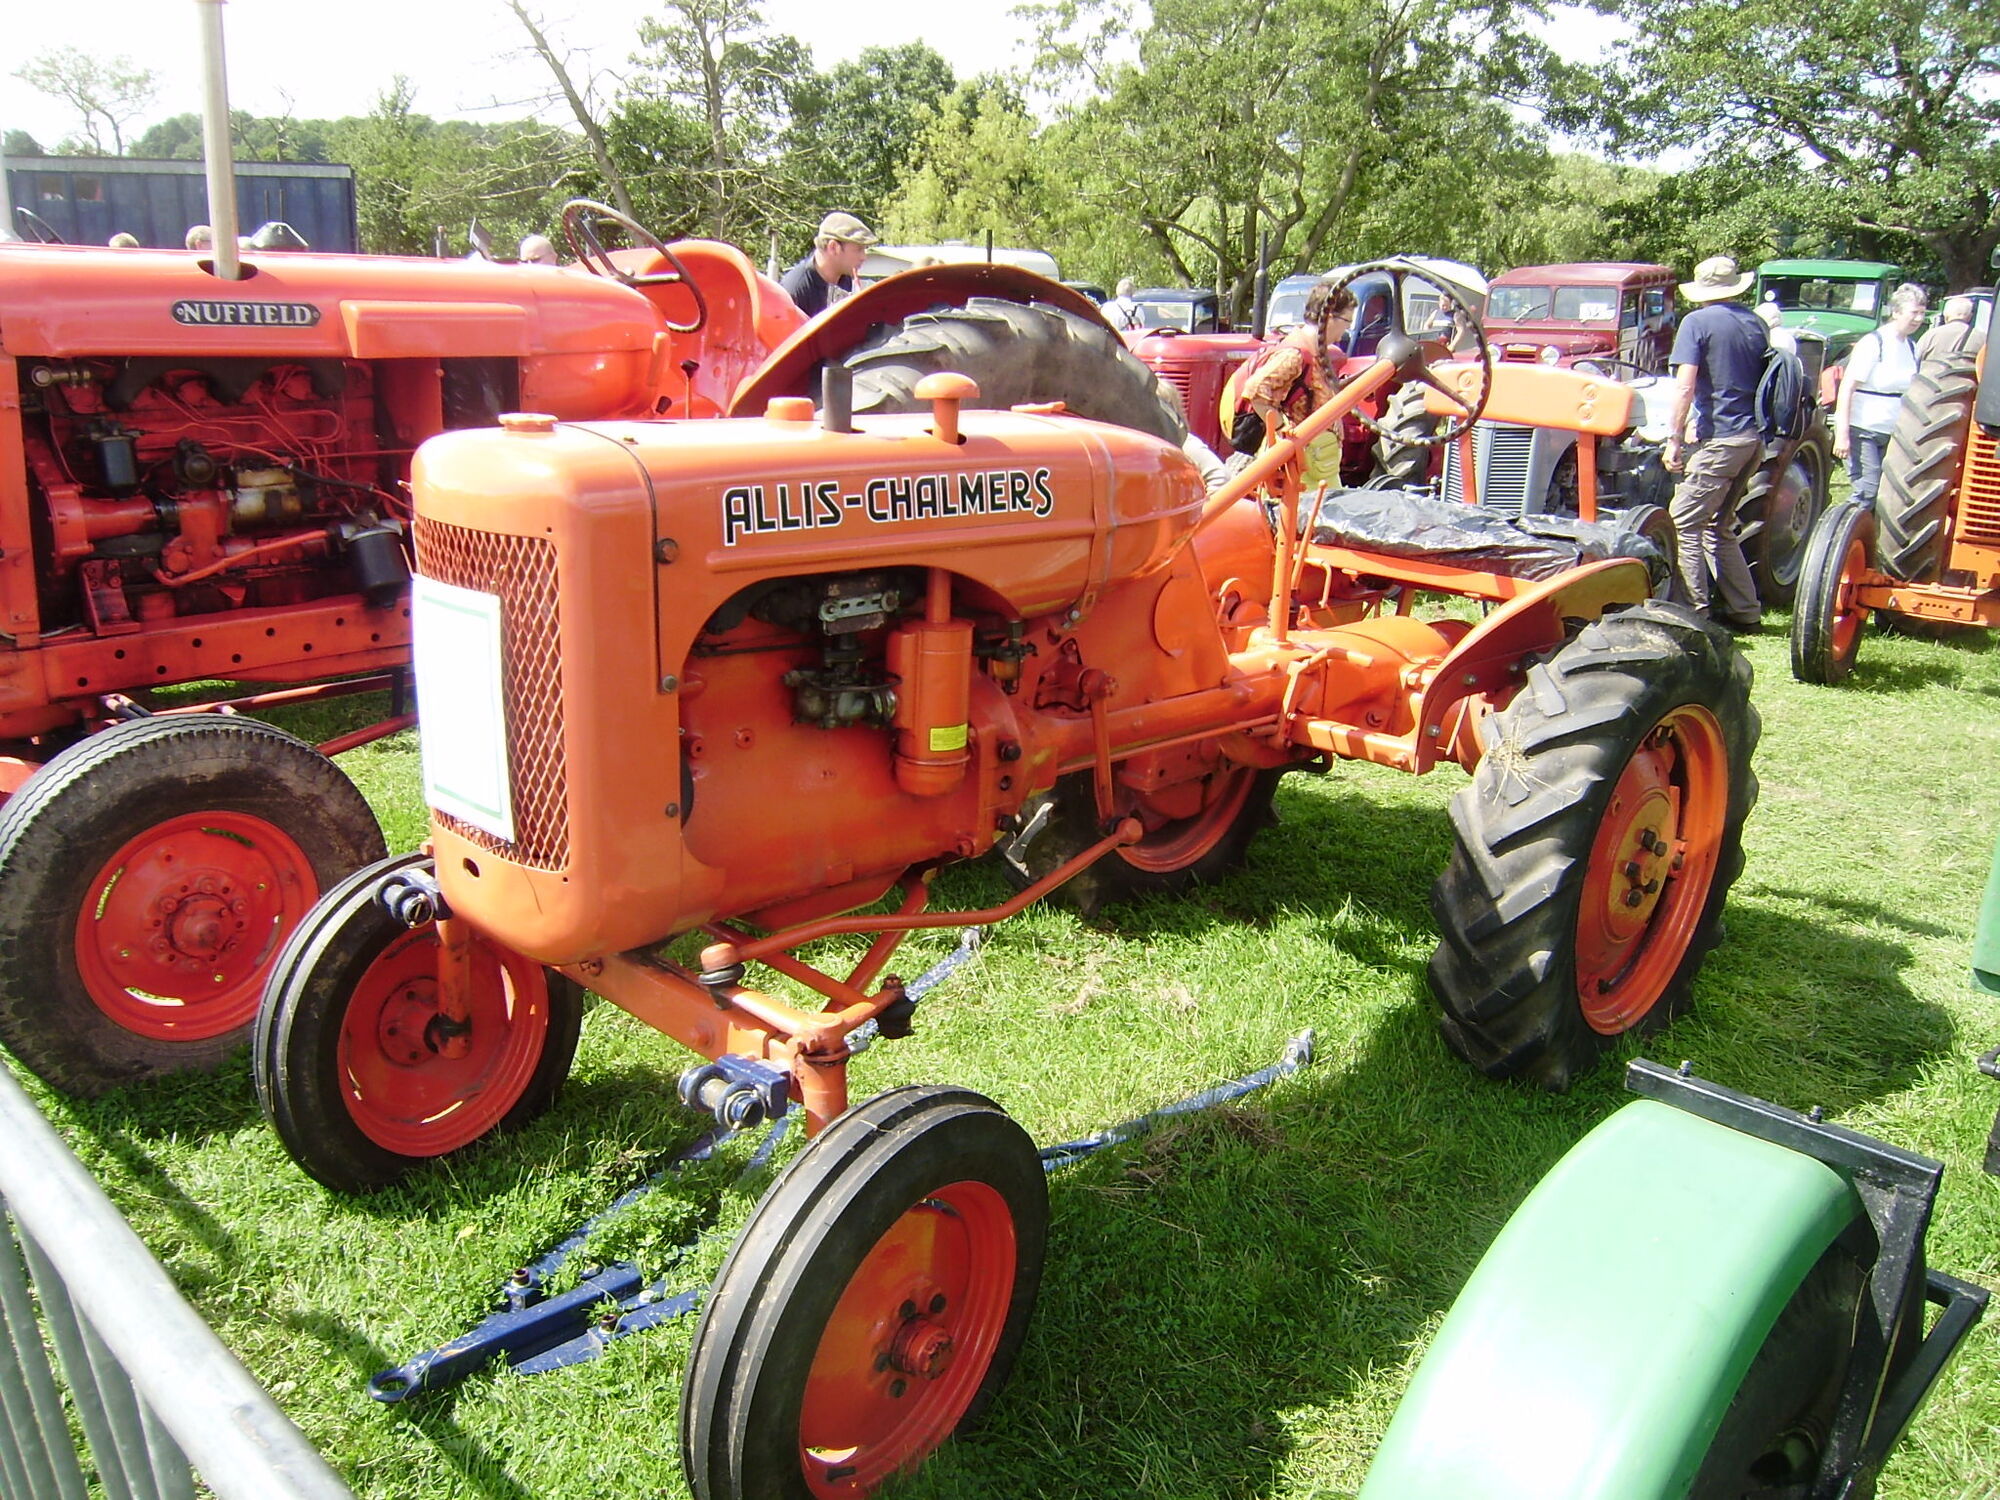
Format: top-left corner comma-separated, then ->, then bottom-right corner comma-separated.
1680,255 -> 1755,302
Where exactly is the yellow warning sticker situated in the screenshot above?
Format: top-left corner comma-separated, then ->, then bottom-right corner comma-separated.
929,723 -> 969,752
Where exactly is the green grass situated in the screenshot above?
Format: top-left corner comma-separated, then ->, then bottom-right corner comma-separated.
26,607 -> 2000,1500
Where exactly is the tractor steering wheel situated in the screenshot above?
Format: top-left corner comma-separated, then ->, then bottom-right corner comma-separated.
15,207 -> 65,245
557,198 -> 707,333
1325,262 -> 1492,446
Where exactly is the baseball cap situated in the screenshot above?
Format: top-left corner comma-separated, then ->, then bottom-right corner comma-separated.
817,212 -> 879,246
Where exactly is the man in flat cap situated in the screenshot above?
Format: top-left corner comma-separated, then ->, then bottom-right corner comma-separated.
780,211 -> 879,318
1663,254 -> 1769,631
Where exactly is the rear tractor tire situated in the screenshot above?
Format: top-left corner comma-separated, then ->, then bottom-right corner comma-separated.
254,852 -> 584,1193
840,297 -> 1188,445
1739,419 -> 1830,607
1428,601 -> 1758,1089
0,715 -> 386,1096
1876,349 -> 1977,583
1006,767 -> 1281,916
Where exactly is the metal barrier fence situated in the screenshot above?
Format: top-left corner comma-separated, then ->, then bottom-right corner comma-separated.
0,1063 -> 353,1500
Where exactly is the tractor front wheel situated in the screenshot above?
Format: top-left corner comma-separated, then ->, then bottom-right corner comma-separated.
1740,421 -> 1830,607
0,715 -> 386,1096
1428,602 -> 1757,1089
1791,501 -> 1875,686
253,852 -> 583,1193
681,1085 -> 1047,1500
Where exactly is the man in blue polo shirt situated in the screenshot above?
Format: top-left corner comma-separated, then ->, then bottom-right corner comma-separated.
1664,255 -> 1769,630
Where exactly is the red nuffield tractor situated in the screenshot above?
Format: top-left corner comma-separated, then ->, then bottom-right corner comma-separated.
0,205 -> 802,1094
250,270 -> 1763,1497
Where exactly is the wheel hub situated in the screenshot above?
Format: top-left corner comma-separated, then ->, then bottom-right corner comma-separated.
376,981 -> 441,1067
889,1308 -> 955,1379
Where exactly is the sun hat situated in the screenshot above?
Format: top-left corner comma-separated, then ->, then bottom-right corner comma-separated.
1680,255 -> 1754,302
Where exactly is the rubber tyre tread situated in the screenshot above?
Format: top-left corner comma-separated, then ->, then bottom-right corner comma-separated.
681,1085 -> 1047,1500
1427,601 -> 1759,1090
0,715 -> 386,1096
252,852 -> 583,1193
841,297 -> 1187,445
1738,419 -> 1830,607
1875,349 -> 1977,582
1790,502 -> 1874,686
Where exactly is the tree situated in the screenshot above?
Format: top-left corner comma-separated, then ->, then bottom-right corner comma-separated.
502,0 -> 636,219
623,0 -> 811,242
782,44 -> 957,228
1023,0 -> 1566,318
13,49 -> 159,156
884,81 -> 1058,250
3,130 -> 43,159
1579,0 -> 2000,287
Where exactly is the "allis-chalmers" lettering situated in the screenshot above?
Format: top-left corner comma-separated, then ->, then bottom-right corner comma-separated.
170,300 -> 323,328
721,467 -> 1056,546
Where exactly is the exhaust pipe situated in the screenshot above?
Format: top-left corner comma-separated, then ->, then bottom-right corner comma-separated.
195,0 -> 242,280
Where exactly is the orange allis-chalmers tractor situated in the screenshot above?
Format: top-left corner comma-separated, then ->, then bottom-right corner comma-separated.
253,272 -> 1760,1499
0,203 -> 801,1095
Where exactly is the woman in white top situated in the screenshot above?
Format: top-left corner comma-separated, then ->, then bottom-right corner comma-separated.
1833,289 -> 1926,509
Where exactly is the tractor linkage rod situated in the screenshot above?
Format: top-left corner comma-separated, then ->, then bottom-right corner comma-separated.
365,1021 -> 1319,1400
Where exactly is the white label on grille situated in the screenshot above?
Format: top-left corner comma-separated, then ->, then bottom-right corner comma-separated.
411,574 -> 514,843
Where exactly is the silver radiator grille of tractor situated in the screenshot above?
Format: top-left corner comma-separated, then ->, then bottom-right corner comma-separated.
1442,423 -> 1536,516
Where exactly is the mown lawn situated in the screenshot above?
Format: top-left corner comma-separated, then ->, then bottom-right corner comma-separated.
22,595 -> 2000,1499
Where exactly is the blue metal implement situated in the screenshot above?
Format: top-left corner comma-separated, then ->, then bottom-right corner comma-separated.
365,930 -> 1315,1400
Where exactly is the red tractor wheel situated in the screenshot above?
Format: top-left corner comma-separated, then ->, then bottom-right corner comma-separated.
1791,502 -> 1875,686
254,853 -> 583,1193
0,715 -> 385,1096
681,1086 -> 1046,1500
1428,601 -> 1758,1089
1007,767 -> 1280,915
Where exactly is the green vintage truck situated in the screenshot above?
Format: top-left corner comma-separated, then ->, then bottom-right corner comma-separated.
1755,257 -> 1908,362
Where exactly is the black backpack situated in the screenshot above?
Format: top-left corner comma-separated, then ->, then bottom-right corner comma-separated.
1755,344 -> 1812,442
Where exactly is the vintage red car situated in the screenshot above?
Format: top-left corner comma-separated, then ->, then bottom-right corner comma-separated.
1484,263 -> 1679,372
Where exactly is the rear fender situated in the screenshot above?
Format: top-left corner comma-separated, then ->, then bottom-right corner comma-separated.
1416,557 -> 1651,772
729,266 -> 1108,415
1359,1099 -> 1858,1500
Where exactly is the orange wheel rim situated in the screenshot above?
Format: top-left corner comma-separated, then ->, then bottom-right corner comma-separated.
799,1180 -> 1017,1496
1575,705 -> 1729,1034
336,927 -> 552,1157
1829,533 -> 1869,660
74,811 -> 317,1041
1116,766 -> 1256,875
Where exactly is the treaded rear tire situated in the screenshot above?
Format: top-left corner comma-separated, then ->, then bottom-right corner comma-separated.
1427,601 -> 1759,1090
841,298 -> 1187,444
1876,349 -> 1977,582
1739,420 -> 1830,607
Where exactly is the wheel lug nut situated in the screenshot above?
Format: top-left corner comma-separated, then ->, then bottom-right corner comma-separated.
929,1294 -> 946,1314
899,1300 -> 916,1321
889,1379 -> 907,1399
1623,860 -> 1643,880
1624,889 -> 1644,907
874,1353 -> 890,1373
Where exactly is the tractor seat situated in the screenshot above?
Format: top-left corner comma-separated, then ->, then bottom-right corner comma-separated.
1307,486 -> 1670,591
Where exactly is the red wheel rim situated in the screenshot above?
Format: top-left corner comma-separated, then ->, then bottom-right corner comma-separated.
337,926 -> 553,1158
798,1180 -> 1018,1497
1115,766 -> 1257,875
1829,531 -> 1869,662
1575,705 -> 1730,1034
74,811 -> 318,1041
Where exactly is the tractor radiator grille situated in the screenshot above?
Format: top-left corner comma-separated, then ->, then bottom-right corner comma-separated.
1156,367 -> 1194,418
1960,425 -> 2000,551
1442,423 -> 1536,516
412,518 -> 571,870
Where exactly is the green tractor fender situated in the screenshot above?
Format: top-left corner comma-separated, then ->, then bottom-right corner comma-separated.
1360,1097 -> 1858,1499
